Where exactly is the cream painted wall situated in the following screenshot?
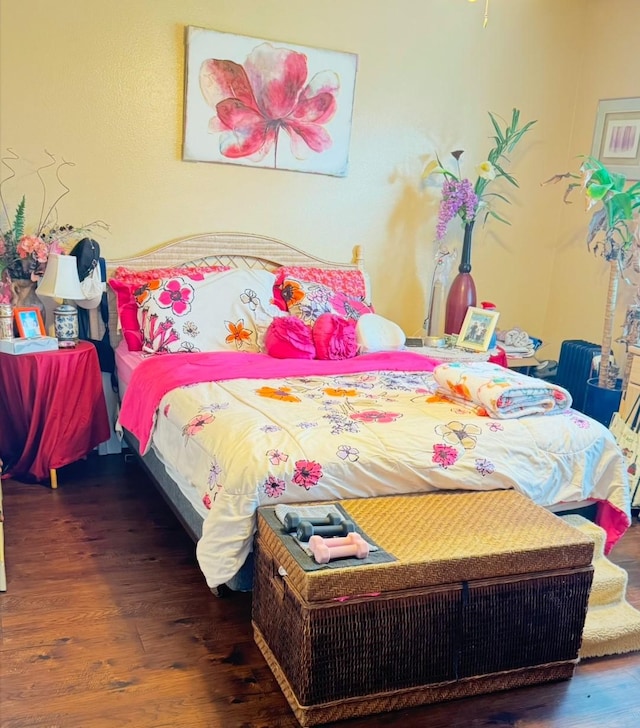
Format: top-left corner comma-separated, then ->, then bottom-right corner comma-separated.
543,0 -> 640,366
0,0 -> 617,348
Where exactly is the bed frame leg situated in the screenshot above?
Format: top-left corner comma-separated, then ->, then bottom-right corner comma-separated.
50,469 -> 58,489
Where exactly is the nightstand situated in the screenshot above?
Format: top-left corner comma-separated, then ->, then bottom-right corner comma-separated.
0,341 -> 110,487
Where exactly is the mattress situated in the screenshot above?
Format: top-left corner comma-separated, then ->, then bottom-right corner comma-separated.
114,341 -> 144,396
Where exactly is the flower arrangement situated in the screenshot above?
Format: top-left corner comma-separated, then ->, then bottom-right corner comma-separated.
0,150 -> 107,301
543,156 -> 640,389
422,108 -> 536,335
423,108 -> 537,242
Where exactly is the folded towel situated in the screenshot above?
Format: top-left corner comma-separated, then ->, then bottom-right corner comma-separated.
501,344 -> 536,358
498,327 -> 532,349
433,361 -> 572,418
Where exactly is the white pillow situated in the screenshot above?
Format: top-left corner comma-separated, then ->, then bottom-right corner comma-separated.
356,313 -> 406,353
137,268 -> 282,354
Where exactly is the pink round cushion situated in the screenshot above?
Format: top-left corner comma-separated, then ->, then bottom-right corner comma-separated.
264,316 -> 316,359
312,313 -> 358,360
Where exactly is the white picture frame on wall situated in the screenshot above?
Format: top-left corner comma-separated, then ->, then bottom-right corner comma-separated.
591,97 -> 640,180
182,26 -> 358,178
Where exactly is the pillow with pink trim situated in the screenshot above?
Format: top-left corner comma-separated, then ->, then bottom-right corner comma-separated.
264,316 -> 315,359
312,313 -> 357,360
113,264 -> 231,286
281,278 -> 373,326
136,268 -> 282,354
109,265 -> 231,351
274,266 -> 368,300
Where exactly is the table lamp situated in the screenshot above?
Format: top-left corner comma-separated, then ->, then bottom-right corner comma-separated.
37,253 -> 84,348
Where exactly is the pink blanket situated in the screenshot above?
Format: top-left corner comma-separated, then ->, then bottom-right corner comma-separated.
118,350 -> 440,453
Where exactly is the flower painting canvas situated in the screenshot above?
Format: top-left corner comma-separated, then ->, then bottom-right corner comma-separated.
183,26 -> 358,177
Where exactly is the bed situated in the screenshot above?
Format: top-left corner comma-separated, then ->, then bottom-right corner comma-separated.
106,232 -> 632,594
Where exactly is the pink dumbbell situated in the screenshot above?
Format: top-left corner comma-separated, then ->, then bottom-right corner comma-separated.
308,533 -> 370,564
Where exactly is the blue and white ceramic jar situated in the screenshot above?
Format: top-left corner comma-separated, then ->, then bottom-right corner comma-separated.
54,303 -> 78,348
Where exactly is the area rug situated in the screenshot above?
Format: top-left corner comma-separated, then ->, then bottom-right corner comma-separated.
562,515 -> 640,659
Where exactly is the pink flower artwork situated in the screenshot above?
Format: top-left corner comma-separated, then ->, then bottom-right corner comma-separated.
183,27 -> 357,177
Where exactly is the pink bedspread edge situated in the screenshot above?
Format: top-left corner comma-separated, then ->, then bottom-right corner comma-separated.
595,499 -> 630,554
118,350 -> 441,454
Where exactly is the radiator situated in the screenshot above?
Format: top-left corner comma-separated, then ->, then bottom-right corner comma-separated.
555,339 -> 601,412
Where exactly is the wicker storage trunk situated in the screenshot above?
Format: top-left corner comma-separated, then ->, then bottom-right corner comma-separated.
252,490 -> 594,726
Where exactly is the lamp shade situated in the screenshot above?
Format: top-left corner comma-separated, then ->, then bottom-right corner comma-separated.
37,254 -> 84,300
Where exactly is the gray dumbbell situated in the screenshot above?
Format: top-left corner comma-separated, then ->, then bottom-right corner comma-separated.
283,511 -> 342,533
296,519 -> 355,542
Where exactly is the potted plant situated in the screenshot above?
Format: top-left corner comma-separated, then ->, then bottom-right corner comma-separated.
545,156 -> 640,421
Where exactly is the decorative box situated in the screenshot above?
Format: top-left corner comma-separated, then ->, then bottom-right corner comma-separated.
253,490 -> 594,726
0,337 -> 59,355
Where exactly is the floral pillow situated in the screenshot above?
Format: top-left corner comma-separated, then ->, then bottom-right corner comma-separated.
281,277 -> 374,326
274,266 -> 368,300
109,265 -> 230,351
113,264 -> 231,286
136,268 -> 282,354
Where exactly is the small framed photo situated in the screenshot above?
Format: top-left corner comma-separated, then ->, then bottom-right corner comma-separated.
457,306 -> 500,352
591,97 -> 640,180
14,307 -> 46,339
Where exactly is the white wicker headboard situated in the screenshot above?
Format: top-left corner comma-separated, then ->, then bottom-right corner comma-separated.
106,231 -> 366,348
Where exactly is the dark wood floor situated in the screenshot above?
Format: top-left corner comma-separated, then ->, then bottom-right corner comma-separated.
1,454 -> 639,728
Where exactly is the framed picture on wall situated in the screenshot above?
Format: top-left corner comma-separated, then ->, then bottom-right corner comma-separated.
182,26 -> 358,177
457,306 -> 500,352
14,307 -> 46,339
591,97 -> 640,180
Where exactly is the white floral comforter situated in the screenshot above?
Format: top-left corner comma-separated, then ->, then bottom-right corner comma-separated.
131,357 -> 632,589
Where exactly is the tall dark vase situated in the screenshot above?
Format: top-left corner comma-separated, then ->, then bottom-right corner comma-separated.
444,221 -> 477,335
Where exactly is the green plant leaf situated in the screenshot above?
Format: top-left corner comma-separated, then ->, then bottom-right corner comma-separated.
13,196 -> 25,241
585,183 -> 611,201
482,192 -> 511,204
492,163 -> 518,187
608,192 -> 634,222
488,113 -> 505,144
484,209 -> 510,225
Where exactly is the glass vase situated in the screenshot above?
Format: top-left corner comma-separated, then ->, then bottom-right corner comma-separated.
444,221 -> 477,335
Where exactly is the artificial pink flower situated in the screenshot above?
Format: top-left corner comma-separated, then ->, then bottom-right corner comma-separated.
17,235 -> 48,262
200,43 -> 338,162
157,278 -> 195,316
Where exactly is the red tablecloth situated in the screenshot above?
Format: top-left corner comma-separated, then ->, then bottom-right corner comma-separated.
0,341 -> 110,481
